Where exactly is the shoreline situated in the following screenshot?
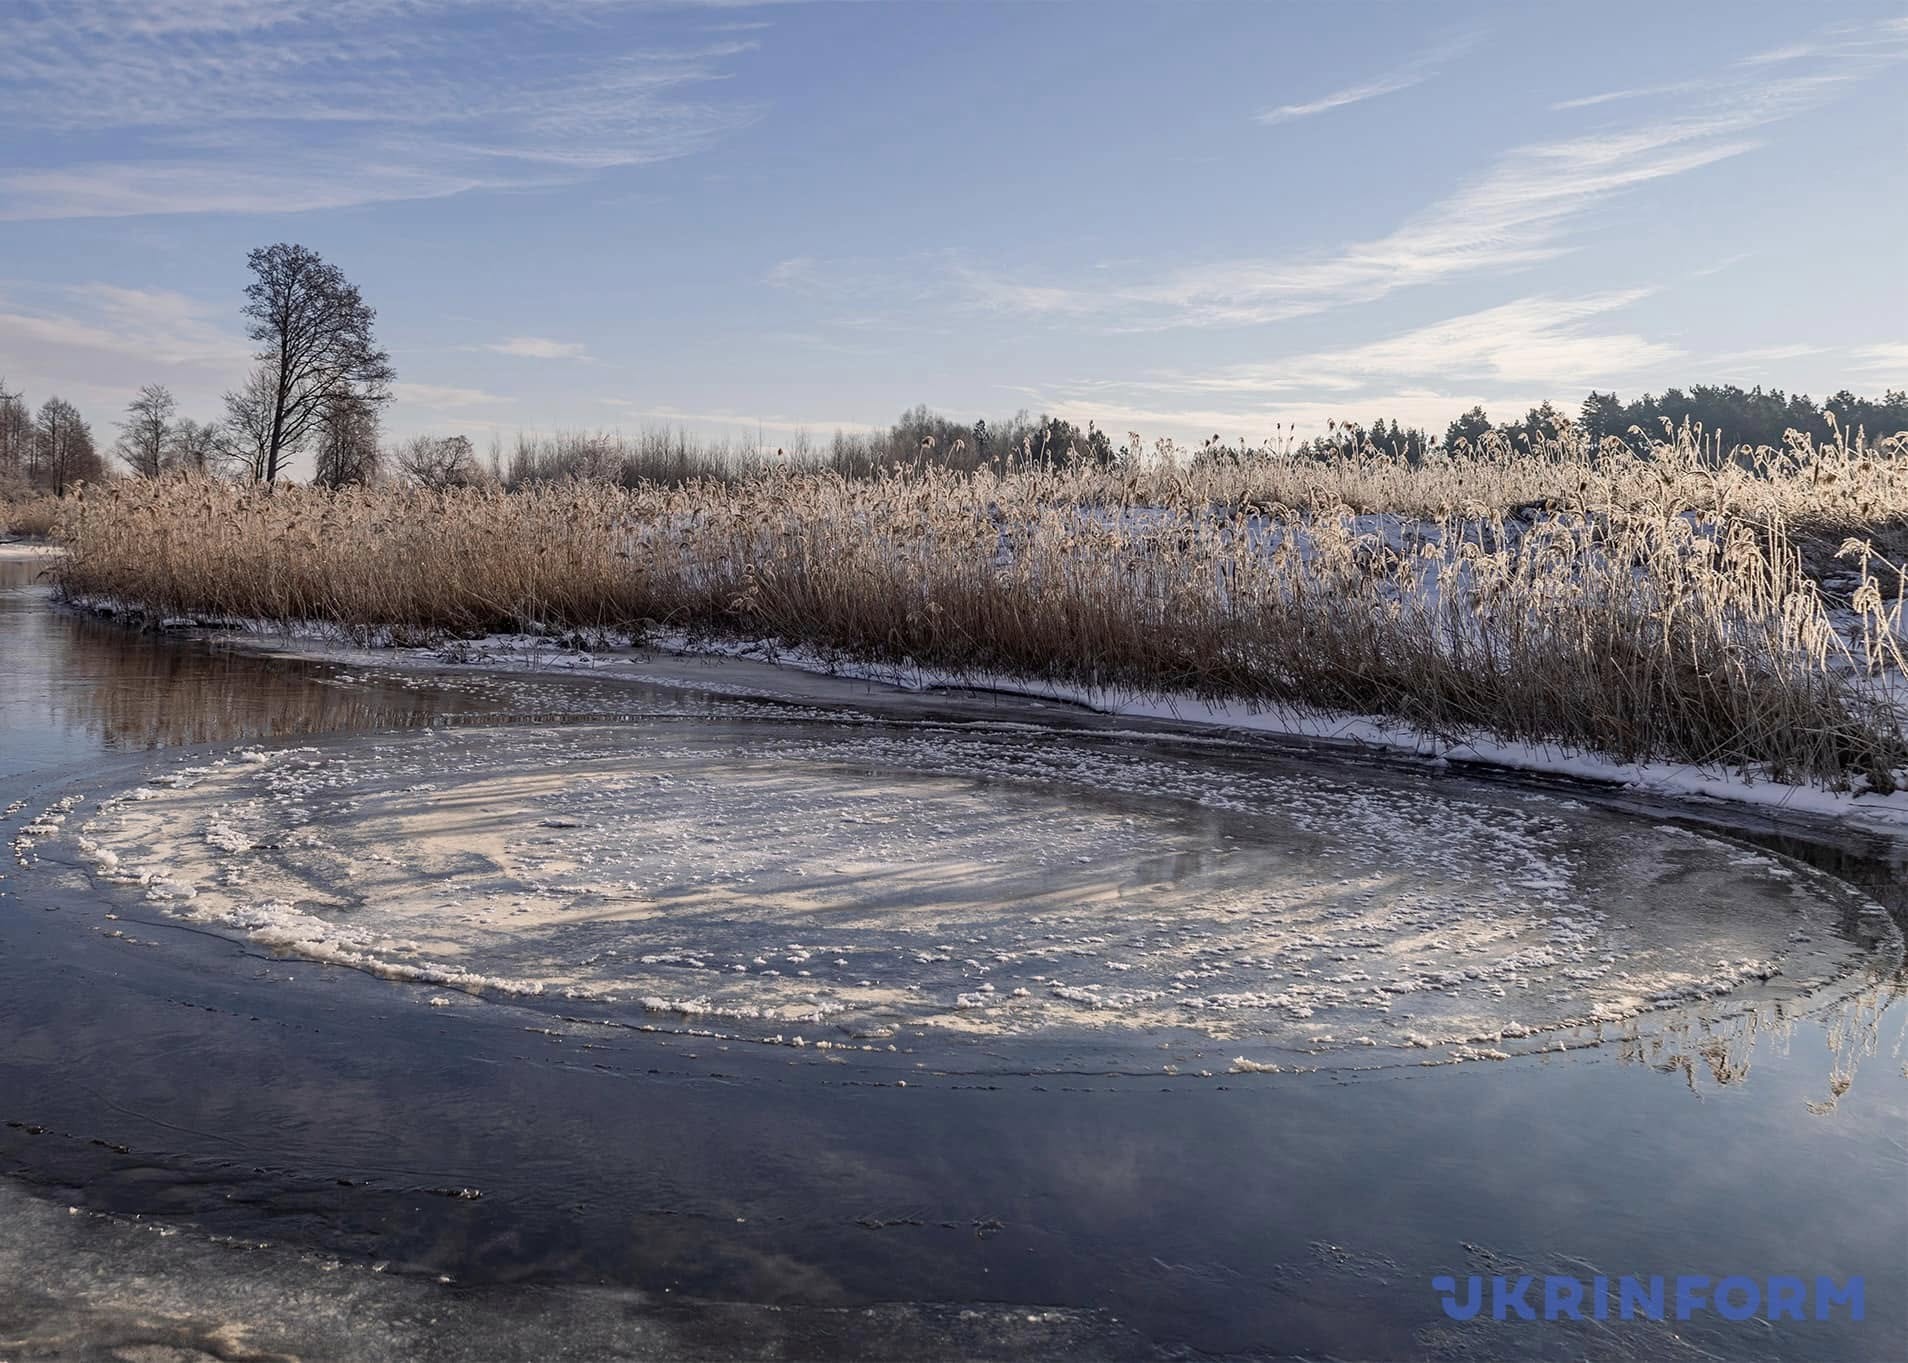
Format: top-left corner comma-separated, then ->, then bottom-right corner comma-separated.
21,533 -> 1908,836
44,570 -> 1908,839
0,537 -> 60,557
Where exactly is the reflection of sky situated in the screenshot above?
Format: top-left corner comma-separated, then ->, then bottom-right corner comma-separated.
0,900 -> 1903,1359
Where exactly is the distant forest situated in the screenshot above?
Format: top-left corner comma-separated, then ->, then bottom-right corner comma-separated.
1344,385 -> 1908,464
3,378 -> 1905,499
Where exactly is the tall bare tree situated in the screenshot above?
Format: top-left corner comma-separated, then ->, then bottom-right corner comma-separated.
116,383 -> 177,478
36,397 -> 102,496
235,243 -> 394,483
395,434 -> 480,490
0,378 -> 29,492
221,363 -> 278,483
167,418 -> 224,474
312,392 -> 382,488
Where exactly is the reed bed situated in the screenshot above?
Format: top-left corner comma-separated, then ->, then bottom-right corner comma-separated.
1,495 -> 63,538
52,427 -> 1908,792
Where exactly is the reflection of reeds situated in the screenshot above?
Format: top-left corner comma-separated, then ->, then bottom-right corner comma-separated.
18,609 -> 470,751
1618,972 -> 1907,1106
52,426 -> 1908,790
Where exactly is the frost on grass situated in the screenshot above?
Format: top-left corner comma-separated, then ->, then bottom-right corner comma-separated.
67,719 -> 1893,1061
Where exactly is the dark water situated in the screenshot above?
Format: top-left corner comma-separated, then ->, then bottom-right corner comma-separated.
2,550 -> 1905,1363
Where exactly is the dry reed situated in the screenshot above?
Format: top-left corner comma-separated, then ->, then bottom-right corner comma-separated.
1,495 -> 63,539
51,426 -> 1908,792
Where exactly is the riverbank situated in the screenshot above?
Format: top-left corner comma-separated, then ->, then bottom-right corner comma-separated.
43,429 -> 1908,808
458,628 -> 1908,836
53,586 -> 1908,838
24,519 -> 1908,831
0,537 -> 58,556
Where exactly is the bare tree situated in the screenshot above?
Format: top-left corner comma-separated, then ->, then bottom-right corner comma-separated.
221,363 -> 278,483
0,378 -> 29,494
235,243 -> 394,483
167,418 -> 224,474
395,434 -> 480,490
312,392 -> 382,489
116,383 -> 177,477
36,397 -> 103,496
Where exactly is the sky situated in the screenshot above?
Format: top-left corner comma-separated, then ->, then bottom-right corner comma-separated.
0,0 -> 1904,465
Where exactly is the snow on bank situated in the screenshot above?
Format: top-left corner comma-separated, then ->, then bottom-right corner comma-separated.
0,540 -> 62,559
416,628 -> 1908,838
55,578 -> 1908,836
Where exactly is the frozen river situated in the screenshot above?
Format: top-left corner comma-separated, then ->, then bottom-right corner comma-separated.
2,545 -> 1905,1361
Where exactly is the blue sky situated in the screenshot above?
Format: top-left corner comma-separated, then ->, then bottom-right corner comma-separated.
1,0 -> 1904,460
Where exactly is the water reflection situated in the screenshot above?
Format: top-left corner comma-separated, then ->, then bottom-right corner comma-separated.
0,557 -> 480,774
1606,974 -> 1908,1106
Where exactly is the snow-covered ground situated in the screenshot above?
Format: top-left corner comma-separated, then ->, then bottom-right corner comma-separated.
43,716 -> 1894,1068
0,539 -> 60,559
410,628 -> 1908,836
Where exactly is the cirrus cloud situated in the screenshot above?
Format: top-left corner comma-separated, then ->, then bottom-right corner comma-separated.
484,336 -> 593,361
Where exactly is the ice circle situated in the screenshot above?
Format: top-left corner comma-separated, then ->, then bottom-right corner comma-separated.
63,719 -> 1893,1062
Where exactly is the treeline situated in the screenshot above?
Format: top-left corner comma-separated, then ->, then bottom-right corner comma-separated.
0,379 -> 227,499
0,383 -> 110,498
1444,385 -> 1908,455
1273,385 -> 1908,469
14,378 -> 1905,504
498,406 -> 1120,488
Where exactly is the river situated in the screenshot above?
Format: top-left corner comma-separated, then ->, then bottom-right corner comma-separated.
1,544 -> 1903,1363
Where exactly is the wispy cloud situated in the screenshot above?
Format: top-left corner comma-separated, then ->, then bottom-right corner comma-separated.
1010,289 -> 1710,444
1257,72 -> 1427,125
0,162 -> 511,222
393,381 -> 512,410
947,114 -> 1744,331
1741,42 -> 1817,66
1256,35 -> 1474,125
0,1 -> 764,219
1739,14 -> 1908,65
1689,251 -> 1755,279
1020,296 -> 1902,446
485,336 -> 592,361
1109,292 -> 1677,405
1548,80 -> 1703,111
765,256 -> 822,288
1853,343 -> 1908,376
939,18 -> 1908,332
0,282 -> 252,420
0,285 -> 247,370
1704,343 -> 1829,369
599,397 -> 878,435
